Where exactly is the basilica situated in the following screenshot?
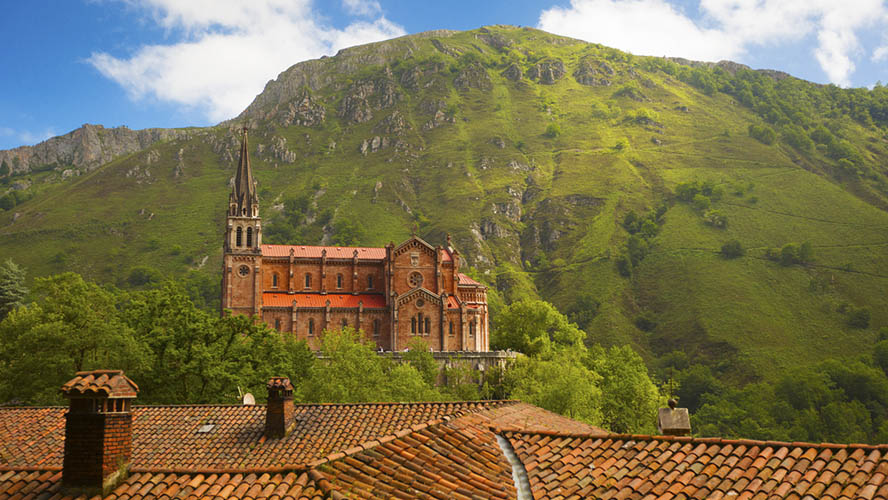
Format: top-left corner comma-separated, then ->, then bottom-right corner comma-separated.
221,128 -> 489,351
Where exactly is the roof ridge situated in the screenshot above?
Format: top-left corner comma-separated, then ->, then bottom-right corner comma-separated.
496,429 -> 888,450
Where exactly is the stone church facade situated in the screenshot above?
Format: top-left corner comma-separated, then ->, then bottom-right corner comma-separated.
221,129 -> 490,351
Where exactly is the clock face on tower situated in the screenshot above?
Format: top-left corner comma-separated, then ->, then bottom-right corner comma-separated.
238,265 -> 250,277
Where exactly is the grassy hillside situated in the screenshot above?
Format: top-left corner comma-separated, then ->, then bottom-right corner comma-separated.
2,26 -> 888,386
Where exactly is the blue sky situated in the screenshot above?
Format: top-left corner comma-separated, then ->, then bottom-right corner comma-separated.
2,0 -> 887,150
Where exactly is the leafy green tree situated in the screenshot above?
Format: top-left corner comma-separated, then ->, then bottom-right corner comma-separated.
491,299 -> 584,355
0,273 -> 147,405
587,345 -> 660,433
0,259 -> 27,320
544,123 -> 561,138
302,328 -> 439,403
404,337 -> 439,386
748,124 -> 776,145
123,283 -> 314,404
0,160 -> 9,178
692,194 -> 711,211
505,350 -> 602,424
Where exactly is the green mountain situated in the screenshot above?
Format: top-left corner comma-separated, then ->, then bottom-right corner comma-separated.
2,25 -> 888,384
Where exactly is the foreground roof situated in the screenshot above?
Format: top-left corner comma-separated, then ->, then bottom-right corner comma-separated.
262,244 -> 386,260
502,429 -> 888,500
0,400 -> 600,499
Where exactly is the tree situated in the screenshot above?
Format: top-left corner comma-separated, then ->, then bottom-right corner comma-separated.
123,283 -> 315,404
544,123 -> 561,138
0,259 -> 27,320
0,160 -> 9,178
0,273 -> 147,405
588,345 -> 660,433
491,299 -> 584,355
505,350 -> 602,424
404,338 -> 438,387
302,328 -> 440,403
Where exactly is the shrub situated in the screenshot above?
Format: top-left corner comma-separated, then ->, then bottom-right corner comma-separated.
544,123 -> 561,138
693,194 -> 711,211
847,307 -> 871,329
720,240 -> 744,258
748,124 -> 776,145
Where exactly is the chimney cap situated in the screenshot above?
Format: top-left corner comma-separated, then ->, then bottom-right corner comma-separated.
657,406 -> 691,436
61,370 -> 139,398
267,377 -> 294,391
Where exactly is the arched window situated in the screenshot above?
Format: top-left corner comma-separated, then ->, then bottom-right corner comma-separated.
418,313 -> 423,334
246,227 -> 253,247
469,319 -> 476,337
242,208 -> 247,216
336,273 -> 343,289
448,321 -> 453,336
308,318 -> 315,336
274,318 -> 281,330
236,227 -> 243,247
341,318 -> 348,329
411,317 -> 417,334
230,205 -> 236,216
367,275 -> 374,289
272,273 -> 279,288
304,273 -> 311,288
373,319 -> 380,337
424,317 -> 431,336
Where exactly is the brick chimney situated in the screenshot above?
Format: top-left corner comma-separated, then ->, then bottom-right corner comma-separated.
265,377 -> 295,438
60,370 -> 139,491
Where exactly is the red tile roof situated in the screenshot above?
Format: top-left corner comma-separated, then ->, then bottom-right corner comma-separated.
503,430 -> 888,500
263,293 -> 386,308
457,273 -> 483,286
0,402 -> 509,470
0,402 -> 598,500
59,370 -> 139,398
262,245 -> 386,260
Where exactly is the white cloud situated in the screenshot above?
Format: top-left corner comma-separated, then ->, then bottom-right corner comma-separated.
342,0 -> 381,17
538,0 -> 888,86
89,0 -> 405,122
874,46 -> 888,62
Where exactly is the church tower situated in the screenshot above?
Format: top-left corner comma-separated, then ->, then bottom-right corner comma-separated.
221,127 -> 263,316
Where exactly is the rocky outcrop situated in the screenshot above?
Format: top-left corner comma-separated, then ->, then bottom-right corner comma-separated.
338,77 -> 401,123
276,91 -> 326,127
0,124 -> 188,175
454,63 -> 492,91
526,60 -> 566,84
501,64 -> 523,82
257,136 -> 297,164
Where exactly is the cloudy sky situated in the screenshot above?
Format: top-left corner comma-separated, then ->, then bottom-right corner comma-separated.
2,0 -> 887,150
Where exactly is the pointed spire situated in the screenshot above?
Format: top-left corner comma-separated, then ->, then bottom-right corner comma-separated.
231,126 -> 258,217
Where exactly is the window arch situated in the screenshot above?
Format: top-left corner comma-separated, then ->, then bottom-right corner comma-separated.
304,273 -> 311,288
336,273 -> 343,289
367,275 -> 374,289
236,227 -> 243,247
246,227 -> 253,247
373,319 -> 380,337
424,317 -> 431,336
308,318 -> 315,336
274,318 -> 281,330
448,321 -> 454,336
341,318 -> 348,329
272,273 -> 279,288
411,317 -> 417,335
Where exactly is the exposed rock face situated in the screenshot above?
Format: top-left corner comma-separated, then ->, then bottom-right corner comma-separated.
573,58 -> 614,86
373,111 -> 409,135
0,124 -> 188,175
501,64 -> 523,82
338,77 -> 401,123
257,136 -> 297,164
475,32 -> 513,50
276,91 -> 326,127
526,60 -> 566,84
454,63 -> 492,91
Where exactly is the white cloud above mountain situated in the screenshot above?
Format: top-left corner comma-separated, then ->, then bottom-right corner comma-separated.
538,0 -> 888,87
88,0 -> 405,122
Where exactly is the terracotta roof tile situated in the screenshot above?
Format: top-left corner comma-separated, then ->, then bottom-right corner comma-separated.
506,431 -> 888,500
457,273 -> 483,286
59,370 -> 139,398
262,245 -> 385,260
0,401 -> 509,470
263,293 -> 386,309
